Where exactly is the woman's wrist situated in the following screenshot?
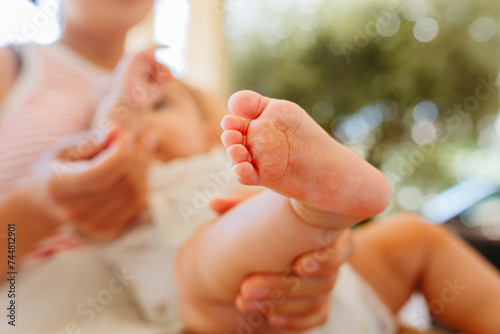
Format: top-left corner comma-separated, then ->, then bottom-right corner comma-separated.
1,179 -> 62,259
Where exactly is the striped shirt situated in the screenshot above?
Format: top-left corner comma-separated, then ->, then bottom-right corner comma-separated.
0,43 -> 110,197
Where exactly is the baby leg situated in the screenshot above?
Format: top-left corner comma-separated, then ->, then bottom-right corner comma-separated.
349,212 -> 500,334
176,91 -> 391,333
221,90 -> 390,227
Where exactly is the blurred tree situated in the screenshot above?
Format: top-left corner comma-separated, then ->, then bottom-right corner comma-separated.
228,0 -> 500,211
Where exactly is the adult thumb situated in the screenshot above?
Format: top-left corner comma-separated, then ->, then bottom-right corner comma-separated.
55,126 -> 119,162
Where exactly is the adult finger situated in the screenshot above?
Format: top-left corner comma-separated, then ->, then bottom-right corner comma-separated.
127,131 -> 157,182
240,274 -> 337,300
54,127 -> 118,161
73,180 -> 145,241
293,229 -> 354,277
237,295 -> 327,315
83,199 -> 145,242
268,302 -> 329,331
113,48 -> 173,109
49,134 -> 135,200
59,172 -> 141,222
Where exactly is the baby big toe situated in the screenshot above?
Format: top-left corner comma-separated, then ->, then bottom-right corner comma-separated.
228,90 -> 270,120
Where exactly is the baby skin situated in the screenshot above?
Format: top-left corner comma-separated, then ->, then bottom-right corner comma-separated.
176,91 -> 391,333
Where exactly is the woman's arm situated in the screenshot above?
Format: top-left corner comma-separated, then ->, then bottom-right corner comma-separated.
0,46 -> 55,273
0,48 -> 163,277
0,127 -> 155,277
0,47 -> 18,108
0,180 -> 60,276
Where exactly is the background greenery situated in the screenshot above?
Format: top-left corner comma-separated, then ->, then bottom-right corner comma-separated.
226,0 -> 500,213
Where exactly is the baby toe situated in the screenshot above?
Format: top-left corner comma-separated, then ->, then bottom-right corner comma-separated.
221,115 -> 247,132
227,144 -> 251,165
233,161 -> 259,185
221,130 -> 244,148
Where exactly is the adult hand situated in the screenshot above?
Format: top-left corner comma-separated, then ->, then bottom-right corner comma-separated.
94,47 -> 173,134
36,47 -> 170,241
237,230 -> 354,331
33,126 -> 157,241
210,192 -> 355,331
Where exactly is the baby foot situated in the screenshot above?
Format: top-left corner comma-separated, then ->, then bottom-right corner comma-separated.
221,90 -> 390,225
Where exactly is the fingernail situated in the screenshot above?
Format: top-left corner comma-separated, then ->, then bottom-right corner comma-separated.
252,286 -> 270,298
297,257 -> 320,275
243,284 -> 269,299
270,315 -> 289,327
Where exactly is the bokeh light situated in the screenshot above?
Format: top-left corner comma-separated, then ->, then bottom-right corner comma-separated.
398,186 -> 424,210
411,122 -> 437,145
445,0 -> 472,25
469,16 -> 497,42
228,0 -> 500,212
413,101 -> 439,123
403,0 -> 429,22
377,12 -> 402,37
296,0 -> 324,15
312,101 -> 335,124
413,17 -> 439,42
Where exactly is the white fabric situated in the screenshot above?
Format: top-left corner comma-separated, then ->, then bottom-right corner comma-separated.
98,148 -> 242,327
0,248 -> 167,334
307,264 -> 396,334
0,147 -> 396,333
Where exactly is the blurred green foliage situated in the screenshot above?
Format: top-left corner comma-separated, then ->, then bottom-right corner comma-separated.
228,0 -> 500,211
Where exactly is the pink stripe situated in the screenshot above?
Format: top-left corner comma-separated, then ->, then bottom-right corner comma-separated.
0,44 -> 103,202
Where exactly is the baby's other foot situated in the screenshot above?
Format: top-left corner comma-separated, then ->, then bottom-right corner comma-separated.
221,90 -> 390,226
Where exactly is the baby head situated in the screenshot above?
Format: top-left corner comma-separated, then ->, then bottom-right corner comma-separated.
94,50 -> 227,162
139,77 -> 220,162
